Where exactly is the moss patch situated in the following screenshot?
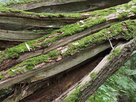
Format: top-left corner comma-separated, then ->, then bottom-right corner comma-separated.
63,86 -> 81,102
108,48 -> 122,60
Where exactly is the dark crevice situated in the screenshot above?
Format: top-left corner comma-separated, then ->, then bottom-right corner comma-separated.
0,40 -> 21,50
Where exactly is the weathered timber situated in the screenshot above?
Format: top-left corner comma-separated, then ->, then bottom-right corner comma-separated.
7,0 -> 130,13
0,1 -> 136,101
4,49 -> 108,102
0,12 -> 86,30
0,19 -> 135,90
57,39 -> 136,102
0,43 -> 111,90
0,0 -> 134,30
0,2 -> 136,71
0,29 -> 47,41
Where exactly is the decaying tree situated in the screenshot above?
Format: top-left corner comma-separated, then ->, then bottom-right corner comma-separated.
0,0 -> 136,102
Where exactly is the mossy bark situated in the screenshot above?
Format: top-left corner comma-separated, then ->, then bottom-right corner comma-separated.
0,0 -> 136,101
59,39 -> 136,102
0,1 -> 136,71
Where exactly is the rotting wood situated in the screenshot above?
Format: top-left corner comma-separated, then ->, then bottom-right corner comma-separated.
0,19 -> 135,84
7,0 -> 130,13
57,39 -> 136,102
0,42 -> 111,90
4,49 -> 108,102
0,0 -> 136,101
0,13 -> 86,30
0,5 -> 136,71
0,29 -> 47,41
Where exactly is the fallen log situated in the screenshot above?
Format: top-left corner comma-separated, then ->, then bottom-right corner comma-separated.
0,0 -> 132,30
0,19 -> 135,90
3,49 -> 109,102
2,44 -> 110,102
0,29 -> 48,41
58,39 -> 136,102
0,1 -> 136,101
0,11 -> 86,30
0,2 -> 136,71
7,0 -> 130,13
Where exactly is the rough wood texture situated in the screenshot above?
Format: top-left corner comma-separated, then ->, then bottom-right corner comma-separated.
0,29 -> 45,41
0,0 -> 136,101
8,0 -> 130,13
58,39 -> 136,102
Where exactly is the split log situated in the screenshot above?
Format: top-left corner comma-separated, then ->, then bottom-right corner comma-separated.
57,39 -> 136,102
2,44 -> 110,102
0,19 -> 135,90
0,2 -> 136,71
0,0 -> 133,30
3,49 -> 109,102
7,0 -> 130,13
0,1 -> 136,101
0,10 -> 87,30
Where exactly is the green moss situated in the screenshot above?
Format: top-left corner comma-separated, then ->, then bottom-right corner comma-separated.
90,72 -> 97,80
0,5 -> 82,18
6,50 -> 60,76
63,86 -> 81,102
108,48 -> 122,60
0,74 -> 4,80
0,19 -> 136,80
0,1 -> 135,64
62,20 -> 133,56
0,16 -> 106,62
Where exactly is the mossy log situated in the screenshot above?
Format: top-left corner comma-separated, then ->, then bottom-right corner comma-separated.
58,39 -> 136,102
0,0 -> 133,30
0,19 -> 135,90
0,1 -> 136,71
0,0 -> 136,101
7,0 -> 130,13
0,29 -> 47,41
0,11 -> 86,30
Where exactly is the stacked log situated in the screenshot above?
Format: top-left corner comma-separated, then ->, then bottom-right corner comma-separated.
0,0 -> 136,102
